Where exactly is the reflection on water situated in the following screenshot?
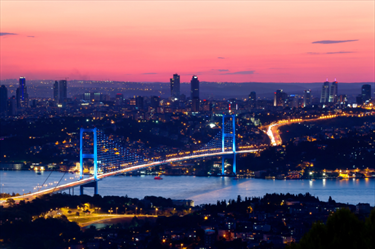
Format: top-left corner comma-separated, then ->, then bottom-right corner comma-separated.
1,170 -> 374,206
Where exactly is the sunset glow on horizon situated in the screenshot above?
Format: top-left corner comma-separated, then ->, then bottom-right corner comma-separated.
1,1 -> 374,83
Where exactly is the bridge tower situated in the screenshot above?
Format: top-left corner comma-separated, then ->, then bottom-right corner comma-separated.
79,128 -> 98,195
221,114 -> 236,175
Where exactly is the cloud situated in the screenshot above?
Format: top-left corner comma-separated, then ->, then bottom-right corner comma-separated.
218,57 -> 225,59
218,69 -> 229,72
142,72 -> 157,75
221,70 -> 255,75
307,51 -> 355,55
312,39 -> 358,44
27,36 -> 35,38
0,32 -> 17,36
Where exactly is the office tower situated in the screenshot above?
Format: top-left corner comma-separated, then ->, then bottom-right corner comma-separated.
136,96 -> 144,109
287,95 -> 299,108
361,84 -> 371,103
170,74 -> 180,100
339,95 -> 347,104
93,93 -> 101,101
304,90 -> 312,107
248,91 -> 256,108
59,80 -> 68,102
190,75 -> 200,112
8,96 -> 17,116
115,93 -> 124,105
320,80 -> 330,103
53,81 -> 59,102
84,92 -> 91,101
190,75 -> 199,99
0,85 -> 8,115
16,77 -> 28,108
274,89 -> 287,107
329,79 -> 338,103
356,95 -> 363,105
150,96 -> 160,108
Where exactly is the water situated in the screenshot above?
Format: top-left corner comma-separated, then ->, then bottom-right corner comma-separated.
1,170 -> 374,206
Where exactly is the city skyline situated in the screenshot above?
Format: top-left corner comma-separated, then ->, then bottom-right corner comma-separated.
1,1 -> 374,83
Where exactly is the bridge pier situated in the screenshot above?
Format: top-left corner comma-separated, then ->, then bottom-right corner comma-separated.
80,181 -> 98,196
221,154 -> 236,175
222,114 -> 236,175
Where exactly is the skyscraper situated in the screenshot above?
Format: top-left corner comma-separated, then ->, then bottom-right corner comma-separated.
274,89 -> 287,107
53,81 -> 59,102
361,84 -> 371,103
320,80 -> 330,103
190,76 -> 200,112
59,80 -> 68,103
304,90 -> 312,107
16,77 -> 28,108
248,91 -> 256,108
0,85 -> 8,116
329,79 -> 338,103
170,74 -> 180,100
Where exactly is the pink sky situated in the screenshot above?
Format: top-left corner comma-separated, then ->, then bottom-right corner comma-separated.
1,1 -> 374,83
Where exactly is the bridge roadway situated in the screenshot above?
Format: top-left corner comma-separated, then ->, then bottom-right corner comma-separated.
6,149 -> 260,202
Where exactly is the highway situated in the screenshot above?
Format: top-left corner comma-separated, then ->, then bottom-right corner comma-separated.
264,112 -> 375,146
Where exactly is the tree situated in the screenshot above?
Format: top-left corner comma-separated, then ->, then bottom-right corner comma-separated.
288,208 -> 370,249
6,198 -> 15,206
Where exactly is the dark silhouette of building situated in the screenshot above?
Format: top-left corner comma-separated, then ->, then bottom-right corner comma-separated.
53,80 -> 68,104
59,80 -> 67,103
150,96 -> 160,108
304,89 -> 311,107
136,96 -> 144,109
329,79 -> 338,103
248,91 -> 256,108
7,96 -> 17,116
361,84 -> 371,103
53,81 -> 59,102
115,93 -> 123,105
0,85 -> 8,116
190,76 -> 200,112
170,74 -> 180,100
320,80 -> 330,103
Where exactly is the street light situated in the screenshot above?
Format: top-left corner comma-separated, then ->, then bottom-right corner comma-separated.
116,207 -> 118,214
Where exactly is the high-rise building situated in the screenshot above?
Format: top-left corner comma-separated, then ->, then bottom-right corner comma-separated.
191,75 -> 200,112
304,90 -> 312,107
59,80 -> 68,102
361,84 -> 371,103
0,85 -> 8,115
190,75 -> 199,99
329,79 -> 338,103
136,96 -> 144,109
274,89 -> 287,107
320,80 -> 330,103
248,91 -> 256,108
53,81 -> 59,102
150,96 -> 160,108
170,74 -> 180,100
8,96 -> 17,116
16,77 -> 28,108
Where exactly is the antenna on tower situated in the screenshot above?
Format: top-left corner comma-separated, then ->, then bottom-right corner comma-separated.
335,78 -> 337,82
326,78 -> 328,81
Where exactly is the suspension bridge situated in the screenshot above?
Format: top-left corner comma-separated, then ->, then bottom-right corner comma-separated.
7,115 -> 263,200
